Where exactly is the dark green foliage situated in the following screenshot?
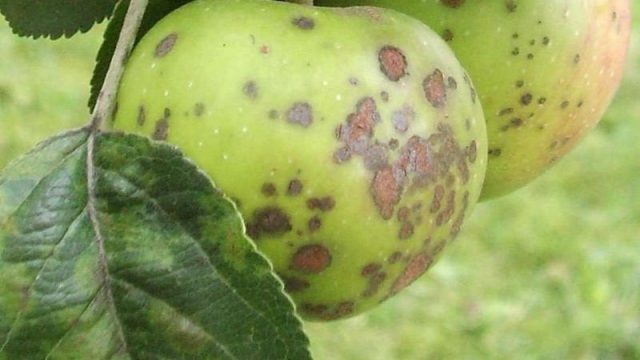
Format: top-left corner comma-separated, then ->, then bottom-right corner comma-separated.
0,0 -> 117,39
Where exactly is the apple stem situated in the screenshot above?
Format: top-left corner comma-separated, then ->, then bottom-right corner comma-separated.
89,0 -> 149,132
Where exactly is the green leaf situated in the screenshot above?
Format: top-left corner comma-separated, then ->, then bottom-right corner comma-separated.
0,130 -> 311,360
0,0 -> 118,39
90,0 -> 193,109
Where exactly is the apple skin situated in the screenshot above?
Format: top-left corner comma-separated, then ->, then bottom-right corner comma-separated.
317,0 -> 631,199
112,0 -> 486,320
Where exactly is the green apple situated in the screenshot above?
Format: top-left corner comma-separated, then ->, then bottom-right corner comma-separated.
112,0 -> 486,320
317,0 -> 631,199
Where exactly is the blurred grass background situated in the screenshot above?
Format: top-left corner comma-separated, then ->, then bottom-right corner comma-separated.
0,3 -> 638,359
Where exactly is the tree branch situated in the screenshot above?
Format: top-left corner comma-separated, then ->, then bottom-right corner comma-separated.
90,0 -> 149,131
287,0 -> 314,5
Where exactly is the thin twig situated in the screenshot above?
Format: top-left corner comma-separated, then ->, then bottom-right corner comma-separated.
90,0 -> 149,131
86,0 -> 149,353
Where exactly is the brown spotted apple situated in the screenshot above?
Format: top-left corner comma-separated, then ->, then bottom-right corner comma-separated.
317,0 -> 631,199
112,0 -> 487,320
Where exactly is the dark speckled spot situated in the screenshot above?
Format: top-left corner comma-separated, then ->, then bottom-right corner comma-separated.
155,33 -> 178,57
152,108 -> 171,140
261,182 -> 277,197
308,216 -> 322,232
137,106 -> 146,126
292,16 -> 315,30
282,276 -> 310,293
392,106 -> 415,133
364,144 -> 389,171
286,102 -> 313,127
246,206 -> 292,240
194,102 -> 205,117
307,197 -> 336,212
287,178 -> 303,196
243,81 -> 258,99
521,93 -> 533,106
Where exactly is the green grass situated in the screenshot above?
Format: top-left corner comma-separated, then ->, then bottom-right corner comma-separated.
1,6 -> 639,360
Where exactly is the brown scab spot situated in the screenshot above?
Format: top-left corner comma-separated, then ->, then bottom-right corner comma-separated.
308,216 -> 322,233
397,206 -> 410,222
397,136 -> 435,186
521,93 -> 533,105
268,109 -> 279,119
330,302 -> 356,320
423,69 -> 447,108
155,33 -> 178,57
450,211 -> 466,238
390,252 -> 433,295
436,191 -> 456,226
392,106 -> 415,133
348,77 -> 359,86
574,54 -> 581,64
361,263 -> 382,276
261,182 -> 277,197
370,165 -> 402,220
152,119 -> 169,141
287,178 -> 303,196
286,102 -> 313,127
388,138 -> 399,150
398,222 -> 414,240
362,272 -> 387,298
243,81 -> 258,99
488,148 -> 502,157
431,185 -> 446,213
542,36 -> 550,45
292,16 -> 315,30
538,97 -> 547,105
515,80 -> 524,88
561,100 -> 570,109
499,107 -> 514,116
282,276 -> 310,293
505,0 -> 517,12
336,97 -> 381,155
307,197 -> 336,212
380,91 -> 390,102
137,106 -> 146,126
467,140 -> 478,163
246,206 -> 292,239
291,244 -> 332,273
378,45 -> 408,81
300,303 -> 329,317
441,0 -> 465,8
447,76 -> 458,89
304,301 -> 355,321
